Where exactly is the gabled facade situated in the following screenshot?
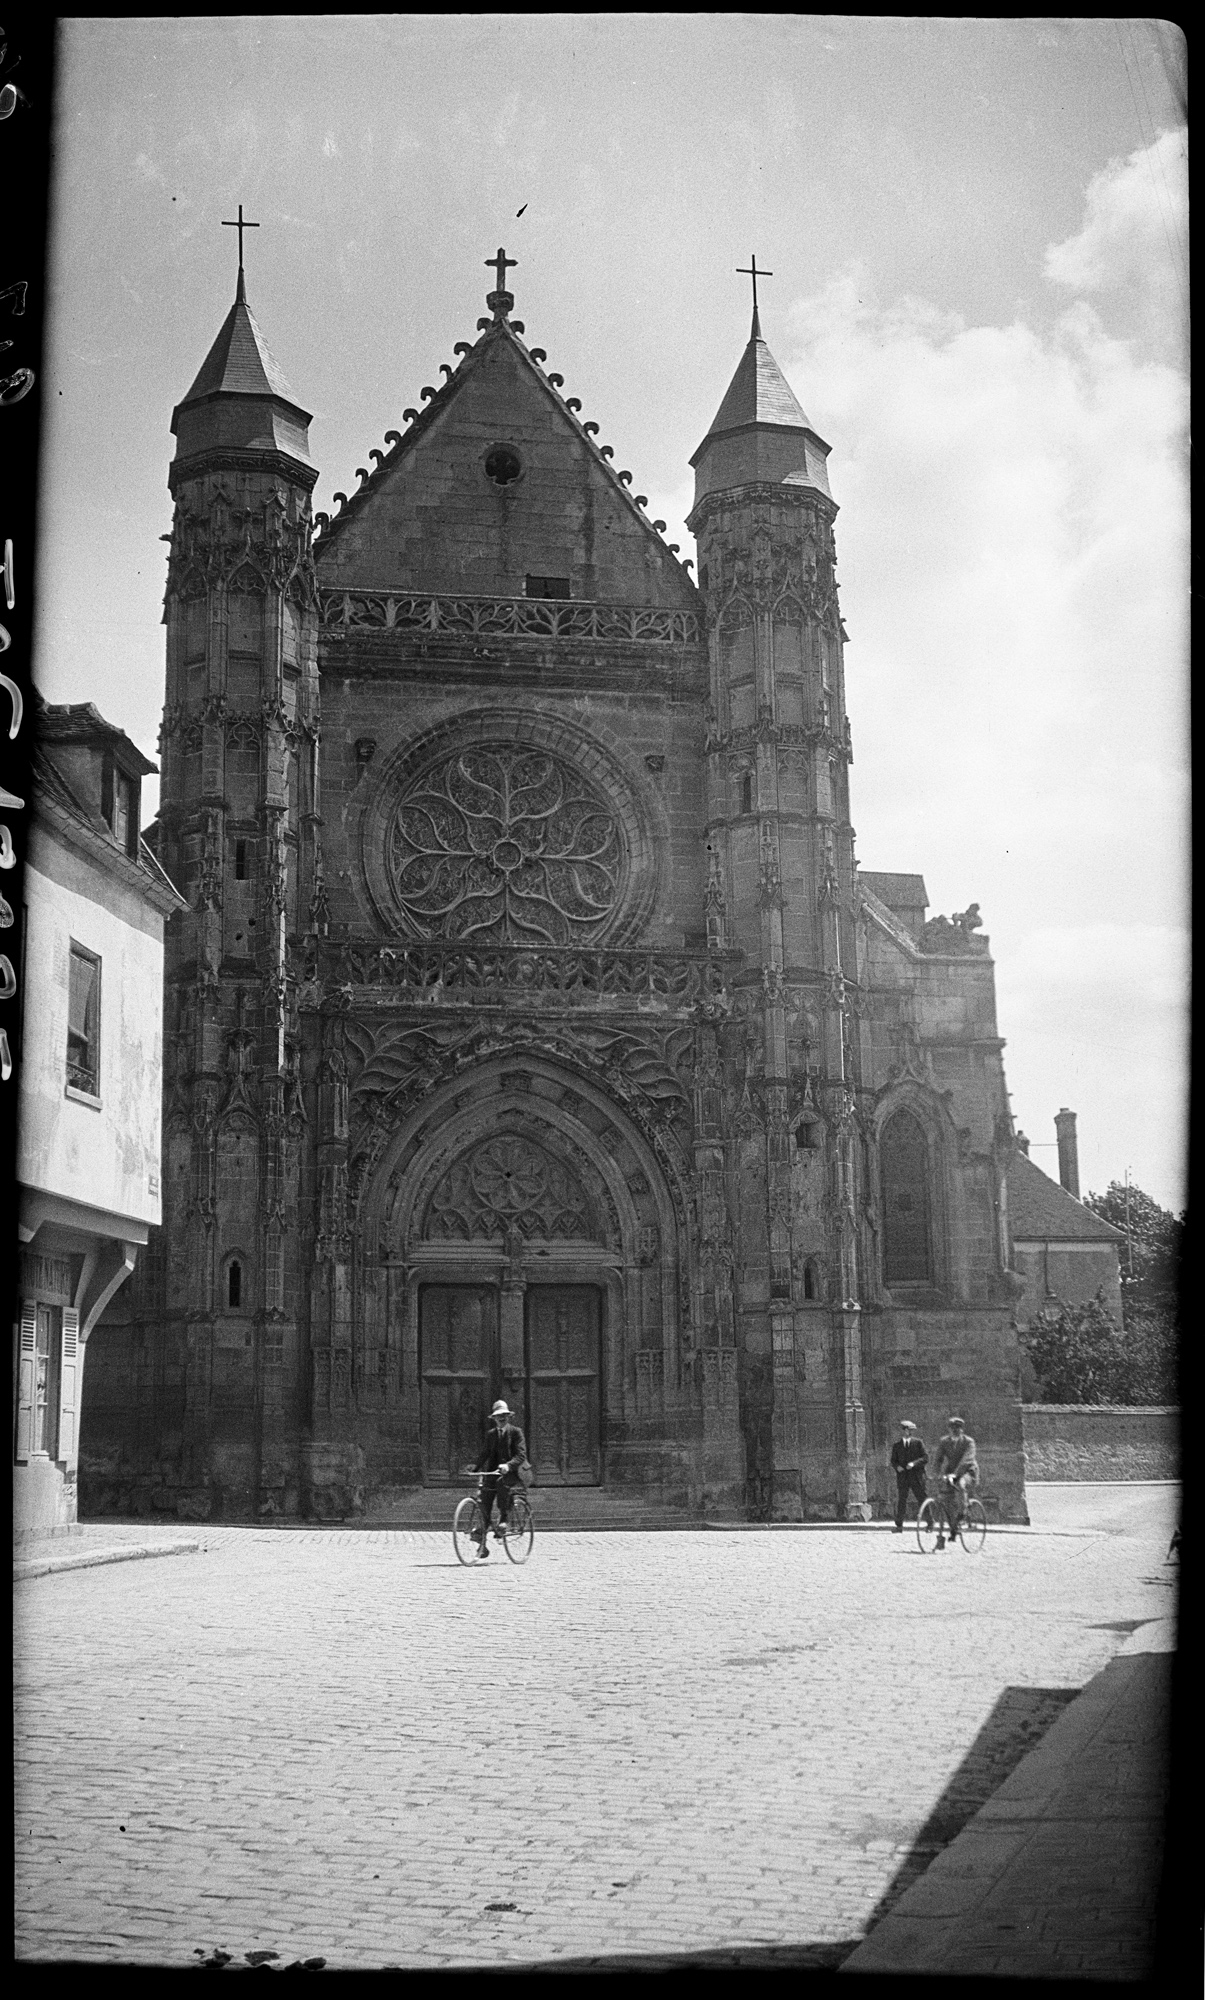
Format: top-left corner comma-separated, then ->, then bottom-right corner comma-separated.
82,257 -> 1032,1523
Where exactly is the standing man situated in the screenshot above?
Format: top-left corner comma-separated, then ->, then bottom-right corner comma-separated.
471,1398 -> 528,1559
934,1415 -> 979,1545
890,1419 -> 928,1533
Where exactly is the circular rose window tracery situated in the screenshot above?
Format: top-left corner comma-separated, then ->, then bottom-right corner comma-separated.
388,745 -> 623,945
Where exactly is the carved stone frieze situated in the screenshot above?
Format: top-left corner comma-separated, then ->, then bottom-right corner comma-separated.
319,589 -> 700,646
319,938 -> 736,1012
165,498 -> 318,607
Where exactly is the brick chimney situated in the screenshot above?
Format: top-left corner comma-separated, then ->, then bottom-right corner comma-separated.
1055,1108 -> 1080,1200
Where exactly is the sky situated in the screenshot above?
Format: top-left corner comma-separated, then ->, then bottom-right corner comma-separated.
33,16 -> 1188,1212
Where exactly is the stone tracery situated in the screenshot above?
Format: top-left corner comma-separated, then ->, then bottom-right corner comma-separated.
388,745 -> 623,945
423,1133 -> 597,1241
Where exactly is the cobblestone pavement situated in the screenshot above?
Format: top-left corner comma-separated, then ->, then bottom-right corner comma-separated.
14,1486 -> 1177,1971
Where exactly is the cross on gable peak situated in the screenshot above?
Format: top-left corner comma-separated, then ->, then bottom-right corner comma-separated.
485,245 -> 517,320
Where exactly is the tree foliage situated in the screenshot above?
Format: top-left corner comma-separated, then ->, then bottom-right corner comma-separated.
1021,1295 -> 1130,1404
1024,1180 -> 1181,1404
1082,1180 -> 1182,1306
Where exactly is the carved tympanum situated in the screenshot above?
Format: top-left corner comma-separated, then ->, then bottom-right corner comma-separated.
424,1134 -> 598,1242
389,746 -> 622,945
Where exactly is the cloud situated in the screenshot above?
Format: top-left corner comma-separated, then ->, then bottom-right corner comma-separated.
133,152 -> 166,187
1046,126 -> 1186,293
1046,127 -> 1187,357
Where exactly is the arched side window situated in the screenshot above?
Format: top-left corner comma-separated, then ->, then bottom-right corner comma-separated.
880,1109 -> 933,1285
803,1260 -> 819,1301
224,1256 -> 244,1310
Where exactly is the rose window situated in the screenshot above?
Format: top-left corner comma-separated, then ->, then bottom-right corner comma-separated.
388,745 -> 623,944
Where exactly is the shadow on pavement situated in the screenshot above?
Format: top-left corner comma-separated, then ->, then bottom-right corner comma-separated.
858,1684 -> 1079,1932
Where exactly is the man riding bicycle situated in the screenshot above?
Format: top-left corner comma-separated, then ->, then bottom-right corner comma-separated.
470,1399 -> 528,1559
933,1415 -> 979,1547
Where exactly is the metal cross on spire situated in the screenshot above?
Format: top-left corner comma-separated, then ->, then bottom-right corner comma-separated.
222,203 -> 260,296
737,254 -> 772,335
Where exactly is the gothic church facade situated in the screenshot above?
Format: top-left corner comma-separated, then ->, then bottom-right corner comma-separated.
83,255 -> 1028,1522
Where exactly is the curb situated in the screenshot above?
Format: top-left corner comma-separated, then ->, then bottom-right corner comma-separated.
840,1634 -> 1173,1976
14,1539 -> 202,1581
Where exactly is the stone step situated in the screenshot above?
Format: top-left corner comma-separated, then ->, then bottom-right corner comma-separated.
361,1486 -> 705,1531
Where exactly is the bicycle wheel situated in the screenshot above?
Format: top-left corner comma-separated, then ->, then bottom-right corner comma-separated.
916,1498 -> 943,1554
958,1499 -> 987,1552
502,1495 -> 534,1565
453,1496 -> 486,1567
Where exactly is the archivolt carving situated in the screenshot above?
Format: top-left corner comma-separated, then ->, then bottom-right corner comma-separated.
424,1134 -> 597,1242
389,745 -> 622,946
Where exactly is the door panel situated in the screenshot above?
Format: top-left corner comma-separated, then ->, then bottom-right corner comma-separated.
525,1286 -> 601,1485
420,1286 -> 496,1483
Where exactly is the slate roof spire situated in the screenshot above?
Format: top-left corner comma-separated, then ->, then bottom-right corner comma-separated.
690,289 -> 834,508
170,265 -> 314,475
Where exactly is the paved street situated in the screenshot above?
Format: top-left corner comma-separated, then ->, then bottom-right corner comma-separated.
15,1486 -> 1177,1972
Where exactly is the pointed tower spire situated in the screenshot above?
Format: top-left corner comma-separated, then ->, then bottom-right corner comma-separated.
170,230 -> 313,474
690,285 -> 833,507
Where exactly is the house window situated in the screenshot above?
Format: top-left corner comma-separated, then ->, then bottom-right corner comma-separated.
524,574 -> 572,599
66,943 -> 101,1096
881,1109 -> 933,1284
741,772 -> 754,814
227,1259 -> 243,1309
803,1261 -> 819,1301
15,1299 -> 80,1466
102,757 -> 139,857
795,1121 -> 819,1151
234,839 -> 248,881
112,772 -> 131,850
33,1304 -> 61,1457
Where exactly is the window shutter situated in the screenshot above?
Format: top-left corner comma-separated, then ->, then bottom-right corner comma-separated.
58,1308 -> 80,1461
15,1302 -> 36,1462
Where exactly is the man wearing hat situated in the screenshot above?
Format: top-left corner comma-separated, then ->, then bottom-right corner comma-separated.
889,1420 -> 928,1532
470,1399 -> 529,1558
934,1415 -> 979,1545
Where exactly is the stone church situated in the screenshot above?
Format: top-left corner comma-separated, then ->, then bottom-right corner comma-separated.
82,249 -> 1030,1523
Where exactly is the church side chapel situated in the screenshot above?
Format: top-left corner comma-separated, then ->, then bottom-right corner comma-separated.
81,238 -> 1028,1524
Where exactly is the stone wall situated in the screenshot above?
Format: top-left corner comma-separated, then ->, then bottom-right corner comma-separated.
1022,1405 -> 1179,1481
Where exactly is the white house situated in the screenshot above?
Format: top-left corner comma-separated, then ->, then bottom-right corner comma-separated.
14,698 -> 185,1536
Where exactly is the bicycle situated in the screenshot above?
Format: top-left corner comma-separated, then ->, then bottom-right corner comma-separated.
916,1476 -> 986,1554
452,1470 -> 535,1567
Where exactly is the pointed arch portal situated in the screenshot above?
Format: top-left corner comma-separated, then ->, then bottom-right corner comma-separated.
359,1049 -> 688,1488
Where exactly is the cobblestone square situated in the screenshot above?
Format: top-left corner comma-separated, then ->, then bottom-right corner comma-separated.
15,1487 -> 1177,1971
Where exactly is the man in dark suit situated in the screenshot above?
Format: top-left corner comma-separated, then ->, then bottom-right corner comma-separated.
471,1398 -> 528,1559
890,1419 -> 928,1532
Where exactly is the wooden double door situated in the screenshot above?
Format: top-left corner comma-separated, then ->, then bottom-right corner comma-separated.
419,1283 -> 601,1486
